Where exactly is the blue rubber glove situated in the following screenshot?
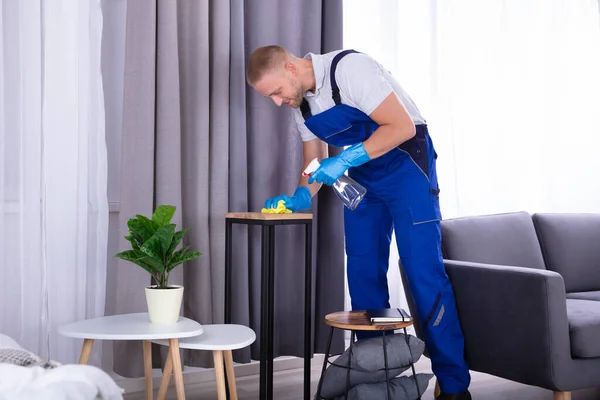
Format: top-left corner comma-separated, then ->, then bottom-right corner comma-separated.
308,143 -> 371,186
264,186 -> 312,212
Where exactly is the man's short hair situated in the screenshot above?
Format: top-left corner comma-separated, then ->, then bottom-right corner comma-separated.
246,45 -> 292,86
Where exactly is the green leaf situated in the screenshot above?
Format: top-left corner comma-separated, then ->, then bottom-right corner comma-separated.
168,245 -> 189,264
140,255 -> 165,274
140,240 -> 161,261
115,249 -> 165,274
141,224 -> 176,262
115,250 -> 157,275
127,216 -> 157,242
117,204 -> 200,283
157,224 -> 176,257
167,228 -> 189,255
168,248 -> 202,272
124,233 -> 142,251
137,215 -> 159,234
114,249 -> 138,262
152,205 -> 176,227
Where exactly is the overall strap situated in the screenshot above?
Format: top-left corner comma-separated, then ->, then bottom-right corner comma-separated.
300,98 -> 312,120
300,49 -> 360,120
330,49 -> 359,104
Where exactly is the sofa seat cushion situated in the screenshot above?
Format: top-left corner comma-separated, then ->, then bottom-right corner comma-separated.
566,299 -> 600,358
567,291 -> 600,302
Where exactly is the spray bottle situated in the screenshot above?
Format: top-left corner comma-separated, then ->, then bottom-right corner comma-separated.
302,158 -> 367,210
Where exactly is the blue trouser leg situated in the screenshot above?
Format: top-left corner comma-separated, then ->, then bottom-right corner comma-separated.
385,133 -> 471,394
344,195 -> 393,340
389,200 -> 470,393
343,126 -> 470,392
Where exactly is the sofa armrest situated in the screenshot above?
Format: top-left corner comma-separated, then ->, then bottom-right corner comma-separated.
445,260 -> 572,390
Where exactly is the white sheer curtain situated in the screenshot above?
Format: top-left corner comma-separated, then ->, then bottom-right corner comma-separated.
343,0 -> 600,311
0,0 -> 108,365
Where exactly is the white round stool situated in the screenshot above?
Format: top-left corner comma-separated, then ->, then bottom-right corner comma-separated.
58,312 -> 203,400
152,324 -> 256,400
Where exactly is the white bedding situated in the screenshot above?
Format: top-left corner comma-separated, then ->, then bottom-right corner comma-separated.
0,364 -> 124,399
0,334 -> 123,400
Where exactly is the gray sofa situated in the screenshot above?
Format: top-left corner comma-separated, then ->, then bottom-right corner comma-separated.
400,211 -> 600,398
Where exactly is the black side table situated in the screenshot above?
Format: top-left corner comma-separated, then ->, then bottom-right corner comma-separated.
224,212 -> 313,400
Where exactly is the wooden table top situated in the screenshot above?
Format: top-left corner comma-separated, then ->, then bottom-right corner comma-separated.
226,212 -> 313,221
324,310 -> 413,331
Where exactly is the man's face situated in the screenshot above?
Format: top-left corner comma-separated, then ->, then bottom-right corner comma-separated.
253,64 -> 304,108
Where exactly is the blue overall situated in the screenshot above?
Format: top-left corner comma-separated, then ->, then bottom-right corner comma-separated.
300,50 -> 470,394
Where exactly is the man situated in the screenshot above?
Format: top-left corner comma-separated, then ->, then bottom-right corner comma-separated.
246,45 -> 471,400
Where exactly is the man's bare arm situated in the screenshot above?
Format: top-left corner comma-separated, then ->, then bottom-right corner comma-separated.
362,92 -> 416,159
299,138 -> 328,196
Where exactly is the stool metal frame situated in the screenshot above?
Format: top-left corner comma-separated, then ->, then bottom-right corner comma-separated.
315,311 -> 422,400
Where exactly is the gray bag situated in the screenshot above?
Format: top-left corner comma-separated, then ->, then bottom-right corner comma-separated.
319,333 -> 425,399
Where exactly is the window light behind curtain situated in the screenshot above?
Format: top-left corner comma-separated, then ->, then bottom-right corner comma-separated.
343,0 -> 600,313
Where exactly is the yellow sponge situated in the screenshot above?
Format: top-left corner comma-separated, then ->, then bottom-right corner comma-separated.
261,199 -> 292,214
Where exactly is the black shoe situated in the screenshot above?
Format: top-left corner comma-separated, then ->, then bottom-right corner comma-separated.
436,391 -> 472,400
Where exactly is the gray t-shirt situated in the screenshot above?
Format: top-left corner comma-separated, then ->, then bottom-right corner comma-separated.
294,50 -> 425,142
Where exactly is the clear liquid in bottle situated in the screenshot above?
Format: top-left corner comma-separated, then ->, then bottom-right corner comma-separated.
303,158 -> 367,210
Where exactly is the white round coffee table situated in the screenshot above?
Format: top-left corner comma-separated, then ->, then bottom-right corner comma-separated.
58,312 -> 203,400
152,324 -> 256,400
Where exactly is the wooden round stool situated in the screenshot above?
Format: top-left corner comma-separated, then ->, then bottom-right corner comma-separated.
315,310 -> 423,400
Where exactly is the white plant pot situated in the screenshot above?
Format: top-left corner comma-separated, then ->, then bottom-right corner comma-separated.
145,285 -> 184,324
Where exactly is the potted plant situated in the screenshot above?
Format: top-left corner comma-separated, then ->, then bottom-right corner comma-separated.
115,205 -> 201,324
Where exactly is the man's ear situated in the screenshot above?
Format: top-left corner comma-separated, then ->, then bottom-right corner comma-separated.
284,61 -> 297,75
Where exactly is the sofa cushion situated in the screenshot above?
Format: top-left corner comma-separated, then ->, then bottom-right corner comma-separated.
567,291 -> 600,302
533,213 -> 600,292
441,212 -> 546,269
566,299 -> 600,358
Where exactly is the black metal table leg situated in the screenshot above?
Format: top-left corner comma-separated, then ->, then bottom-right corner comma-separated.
304,221 -> 312,400
345,331 -> 355,400
315,326 -> 334,399
267,225 -> 275,400
225,220 -> 232,324
224,221 -> 233,400
382,331 -> 391,400
259,225 -> 272,400
404,327 -> 421,399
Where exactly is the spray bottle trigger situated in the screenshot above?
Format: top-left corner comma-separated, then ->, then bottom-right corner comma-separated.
302,158 -> 320,177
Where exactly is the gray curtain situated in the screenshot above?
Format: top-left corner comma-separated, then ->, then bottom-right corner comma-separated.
104,0 -> 345,377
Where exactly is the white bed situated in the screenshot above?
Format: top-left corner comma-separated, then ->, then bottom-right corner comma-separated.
0,334 -> 123,400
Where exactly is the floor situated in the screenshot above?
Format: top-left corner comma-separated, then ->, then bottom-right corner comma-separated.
121,356 -> 600,400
